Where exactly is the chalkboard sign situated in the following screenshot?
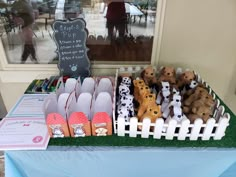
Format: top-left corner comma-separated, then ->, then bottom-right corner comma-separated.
52,18 -> 90,77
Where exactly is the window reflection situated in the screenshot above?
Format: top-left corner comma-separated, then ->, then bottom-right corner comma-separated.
0,0 -> 158,64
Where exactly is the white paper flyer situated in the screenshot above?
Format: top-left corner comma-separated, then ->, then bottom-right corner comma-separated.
0,118 -> 50,150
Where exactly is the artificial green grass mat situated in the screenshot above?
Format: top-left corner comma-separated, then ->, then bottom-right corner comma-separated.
48,90 -> 236,148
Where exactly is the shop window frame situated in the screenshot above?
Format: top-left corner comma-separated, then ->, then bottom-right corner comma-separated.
0,0 -> 166,72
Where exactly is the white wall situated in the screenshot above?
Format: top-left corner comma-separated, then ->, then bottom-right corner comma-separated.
159,0 -> 236,113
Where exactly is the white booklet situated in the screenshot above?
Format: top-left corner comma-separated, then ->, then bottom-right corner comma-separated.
6,94 -> 49,118
0,118 -> 50,150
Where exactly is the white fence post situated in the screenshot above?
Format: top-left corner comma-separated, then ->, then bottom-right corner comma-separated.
214,113 -> 230,140
178,119 -> 190,140
129,117 -> 138,137
153,118 -> 164,139
190,118 -> 203,140
213,99 -> 220,118
141,118 -> 151,138
202,118 -> 215,140
117,117 -> 125,136
165,119 -> 177,140
214,105 -> 225,122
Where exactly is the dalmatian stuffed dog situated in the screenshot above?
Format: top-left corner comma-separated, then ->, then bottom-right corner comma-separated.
117,84 -> 130,107
116,76 -> 135,122
120,76 -> 132,87
117,94 -> 134,122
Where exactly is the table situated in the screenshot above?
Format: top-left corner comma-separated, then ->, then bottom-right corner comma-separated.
5,146 -> 236,177
4,84 -> 236,177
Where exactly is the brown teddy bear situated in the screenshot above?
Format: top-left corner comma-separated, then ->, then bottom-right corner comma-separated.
177,70 -> 195,90
133,79 -> 146,102
137,93 -> 157,118
158,66 -> 176,85
183,92 -> 215,114
187,105 -> 212,123
137,85 -> 151,104
139,104 -> 162,123
183,86 -> 209,107
140,66 -> 157,87
138,104 -> 162,130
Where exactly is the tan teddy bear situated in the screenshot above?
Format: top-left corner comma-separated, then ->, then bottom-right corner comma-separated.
177,70 -> 195,90
138,104 -> 162,130
141,66 -> 157,87
139,104 -> 162,122
133,79 -> 146,102
137,85 -> 151,104
158,66 -> 176,85
137,93 -> 157,118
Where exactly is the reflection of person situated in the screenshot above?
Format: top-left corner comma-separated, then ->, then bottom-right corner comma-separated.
105,0 -> 127,41
11,0 -> 38,64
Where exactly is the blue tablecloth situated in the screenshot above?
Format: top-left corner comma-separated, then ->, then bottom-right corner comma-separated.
5,146 -> 236,177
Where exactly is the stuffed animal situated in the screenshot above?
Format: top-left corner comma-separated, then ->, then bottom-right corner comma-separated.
137,85 -> 151,104
183,93 -> 215,114
162,94 -> 185,132
160,90 -> 171,113
177,70 -> 195,90
183,86 -> 209,107
187,105 -> 212,123
139,104 -> 162,123
117,84 -> 131,107
169,104 -> 183,122
140,66 -> 157,87
118,84 -> 130,97
120,76 -> 132,87
117,105 -> 130,122
162,94 -> 182,119
156,81 -> 170,104
137,93 -> 157,118
133,79 -> 146,102
158,66 -> 176,85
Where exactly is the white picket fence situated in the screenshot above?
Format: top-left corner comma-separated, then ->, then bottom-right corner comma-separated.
116,103 -> 230,140
113,66 -> 231,141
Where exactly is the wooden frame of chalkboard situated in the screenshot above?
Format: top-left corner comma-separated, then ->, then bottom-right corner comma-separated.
52,18 -> 90,78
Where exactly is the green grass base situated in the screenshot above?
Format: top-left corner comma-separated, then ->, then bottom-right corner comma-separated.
46,82 -> 236,148
49,97 -> 236,148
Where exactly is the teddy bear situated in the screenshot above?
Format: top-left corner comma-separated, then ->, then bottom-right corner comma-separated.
137,85 -> 151,104
183,86 -> 209,107
139,104 -> 162,123
183,92 -> 215,115
182,82 -> 205,99
133,79 -> 146,102
187,105 -> 212,123
138,104 -> 162,130
137,93 -> 157,118
158,66 -> 176,85
177,70 -> 195,91
140,66 -> 157,87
